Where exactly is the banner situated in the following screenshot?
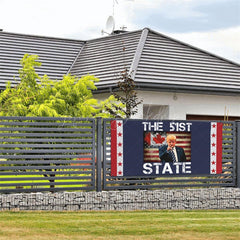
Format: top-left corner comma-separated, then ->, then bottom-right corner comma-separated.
111,120 -> 223,177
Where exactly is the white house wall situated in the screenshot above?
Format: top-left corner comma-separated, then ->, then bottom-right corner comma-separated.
96,91 -> 240,120
135,91 -> 240,120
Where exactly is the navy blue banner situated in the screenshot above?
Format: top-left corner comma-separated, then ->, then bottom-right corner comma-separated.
111,120 -> 222,177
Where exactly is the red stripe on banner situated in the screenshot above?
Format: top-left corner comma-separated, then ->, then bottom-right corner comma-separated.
216,122 -> 223,174
144,148 -> 160,162
111,120 -> 117,176
210,122 -> 217,174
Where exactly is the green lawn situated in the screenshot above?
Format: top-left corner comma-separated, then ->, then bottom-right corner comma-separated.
0,210 -> 240,240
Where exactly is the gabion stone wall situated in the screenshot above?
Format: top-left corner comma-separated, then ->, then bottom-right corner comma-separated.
0,188 -> 239,211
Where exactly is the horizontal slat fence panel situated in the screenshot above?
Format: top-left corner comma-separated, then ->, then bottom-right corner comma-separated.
0,117 -> 238,193
0,116 -> 96,193
103,119 -> 236,190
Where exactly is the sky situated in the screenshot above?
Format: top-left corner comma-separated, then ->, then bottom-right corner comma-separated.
0,0 -> 239,64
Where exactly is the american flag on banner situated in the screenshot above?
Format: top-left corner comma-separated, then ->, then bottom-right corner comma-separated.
144,132 -> 191,162
173,132 -> 191,162
210,122 -> 222,174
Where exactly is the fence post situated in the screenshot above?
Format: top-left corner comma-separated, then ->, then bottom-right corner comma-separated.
96,117 -> 102,192
236,121 -> 240,188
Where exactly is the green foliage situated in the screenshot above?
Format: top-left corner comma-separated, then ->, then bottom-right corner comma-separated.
0,54 -> 127,189
0,54 -> 124,118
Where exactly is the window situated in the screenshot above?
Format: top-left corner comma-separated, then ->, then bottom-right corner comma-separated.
143,105 -> 169,120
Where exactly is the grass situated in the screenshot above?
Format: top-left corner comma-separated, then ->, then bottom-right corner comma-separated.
0,210 -> 240,240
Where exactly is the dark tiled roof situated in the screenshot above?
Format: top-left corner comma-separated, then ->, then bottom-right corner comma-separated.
0,31 -> 84,88
135,29 -> 240,94
70,30 -> 142,89
0,28 -> 240,94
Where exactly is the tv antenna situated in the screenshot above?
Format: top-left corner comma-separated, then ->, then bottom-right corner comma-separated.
112,0 -> 118,17
101,0 -> 134,36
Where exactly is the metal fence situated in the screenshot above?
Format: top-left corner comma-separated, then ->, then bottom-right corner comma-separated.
0,117 -> 239,193
0,116 -> 96,193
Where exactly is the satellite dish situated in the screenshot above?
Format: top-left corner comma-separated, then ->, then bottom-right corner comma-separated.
106,16 -> 115,34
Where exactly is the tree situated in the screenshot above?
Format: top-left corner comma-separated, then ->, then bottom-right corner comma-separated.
0,54 -> 125,118
0,54 -> 126,190
106,68 -> 143,118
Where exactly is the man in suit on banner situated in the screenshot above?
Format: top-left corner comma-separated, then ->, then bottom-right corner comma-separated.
159,134 -> 186,162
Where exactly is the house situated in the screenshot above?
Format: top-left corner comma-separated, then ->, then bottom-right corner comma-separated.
0,28 -> 240,120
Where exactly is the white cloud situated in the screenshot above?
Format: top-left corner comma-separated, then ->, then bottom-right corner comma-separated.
0,0 -> 112,38
0,0 -> 238,63
169,27 -> 240,64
